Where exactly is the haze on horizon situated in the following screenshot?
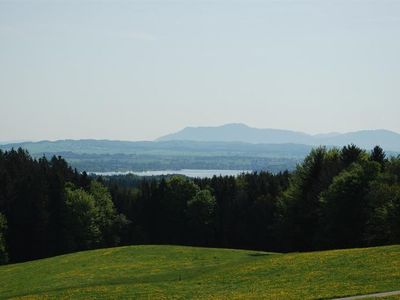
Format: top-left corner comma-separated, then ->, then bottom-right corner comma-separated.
1,0 -> 399,142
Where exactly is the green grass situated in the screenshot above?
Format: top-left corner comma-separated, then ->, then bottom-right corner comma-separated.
1,245 -> 400,299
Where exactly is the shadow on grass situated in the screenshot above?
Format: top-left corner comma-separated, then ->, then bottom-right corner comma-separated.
247,253 -> 272,257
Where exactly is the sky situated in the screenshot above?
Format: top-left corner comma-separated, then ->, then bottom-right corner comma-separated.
0,0 -> 399,141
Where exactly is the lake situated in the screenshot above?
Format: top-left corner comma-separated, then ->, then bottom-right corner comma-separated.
91,169 -> 251,178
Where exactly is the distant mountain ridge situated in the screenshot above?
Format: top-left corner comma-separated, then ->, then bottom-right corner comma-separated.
0,139 -> 312,157
157,123 -> 400,151
1,129 -> 399,172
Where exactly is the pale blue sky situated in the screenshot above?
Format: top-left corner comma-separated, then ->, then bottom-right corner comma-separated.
1,0 -> 399,141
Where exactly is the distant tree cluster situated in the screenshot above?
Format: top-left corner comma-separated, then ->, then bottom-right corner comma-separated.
0,145 -> 400,264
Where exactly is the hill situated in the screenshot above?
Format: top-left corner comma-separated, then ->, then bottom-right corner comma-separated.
0,140 -> 310,172
0,139 -> 311,157
157,123 -> 400,151
158,123 -> 311,144
0,245 -> 400,299
1,132 -> 399,173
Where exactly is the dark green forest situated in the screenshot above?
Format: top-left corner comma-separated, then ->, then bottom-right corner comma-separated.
1,145 -> 400,264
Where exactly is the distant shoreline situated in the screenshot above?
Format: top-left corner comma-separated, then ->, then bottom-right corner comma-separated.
91,169 -> 251,178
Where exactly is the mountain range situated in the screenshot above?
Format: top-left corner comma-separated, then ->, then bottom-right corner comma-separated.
1,124 -> 399,172
157,123 -> 400,151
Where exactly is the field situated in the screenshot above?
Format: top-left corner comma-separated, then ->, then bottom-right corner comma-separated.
1,245 -> 400,299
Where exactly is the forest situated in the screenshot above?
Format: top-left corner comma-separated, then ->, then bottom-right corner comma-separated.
1,145 -> 400,264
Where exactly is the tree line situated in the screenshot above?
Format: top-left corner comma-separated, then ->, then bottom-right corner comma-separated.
1,145 -> 400,264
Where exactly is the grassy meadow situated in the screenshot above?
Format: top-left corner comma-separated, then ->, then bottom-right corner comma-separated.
1,245 -> 400,299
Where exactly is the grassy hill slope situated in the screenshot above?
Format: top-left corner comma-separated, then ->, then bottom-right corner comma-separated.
1,245 -> 400,299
